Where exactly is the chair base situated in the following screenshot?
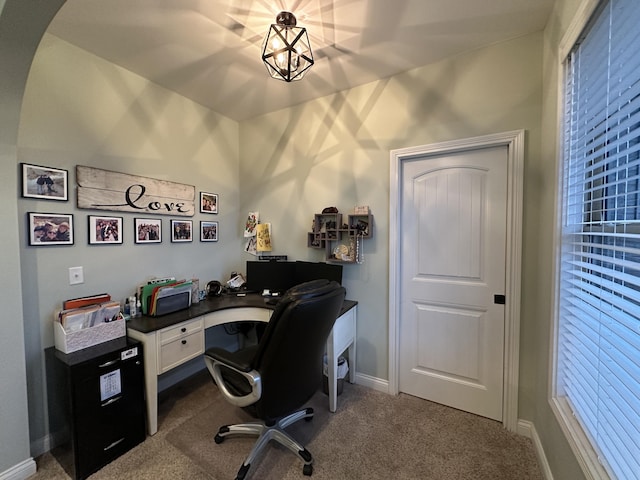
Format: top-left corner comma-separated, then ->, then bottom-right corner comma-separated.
215,407 -> 315,480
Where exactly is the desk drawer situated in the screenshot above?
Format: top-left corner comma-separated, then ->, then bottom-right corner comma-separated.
159,318 -> 203,344
158,319 -> 204,373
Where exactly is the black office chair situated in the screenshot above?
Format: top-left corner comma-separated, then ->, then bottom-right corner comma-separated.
204,279 -> 346,480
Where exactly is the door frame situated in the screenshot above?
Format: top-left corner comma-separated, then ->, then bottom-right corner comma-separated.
389,130 -> 524,432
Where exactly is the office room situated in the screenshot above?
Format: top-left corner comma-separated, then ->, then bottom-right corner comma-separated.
2,0 -> 637,479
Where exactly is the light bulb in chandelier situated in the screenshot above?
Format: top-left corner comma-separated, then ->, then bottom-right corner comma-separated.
261,11 -> 314,82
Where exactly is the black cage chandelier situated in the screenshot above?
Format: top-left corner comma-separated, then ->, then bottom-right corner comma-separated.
261,11 -> 314,82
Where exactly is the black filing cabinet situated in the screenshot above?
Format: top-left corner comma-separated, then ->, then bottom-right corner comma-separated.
46,338 -> 146,480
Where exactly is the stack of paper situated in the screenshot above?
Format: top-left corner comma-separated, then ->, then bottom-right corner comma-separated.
58,301 -> 121,333
63,293 -> 111,310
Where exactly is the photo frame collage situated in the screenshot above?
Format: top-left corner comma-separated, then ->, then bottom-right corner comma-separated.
21,163 -> 219,246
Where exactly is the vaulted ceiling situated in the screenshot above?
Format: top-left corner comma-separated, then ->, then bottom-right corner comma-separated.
47,0 -> 554,122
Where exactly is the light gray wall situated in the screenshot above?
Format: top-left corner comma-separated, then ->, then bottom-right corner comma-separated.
0,0 -> 65,473
17,33 -> 241,452
239,32 -> 544,385
0,1 -> 591,479
237,12 -> 584,477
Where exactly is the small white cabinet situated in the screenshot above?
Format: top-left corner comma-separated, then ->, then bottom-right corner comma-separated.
157,317 -> 204,374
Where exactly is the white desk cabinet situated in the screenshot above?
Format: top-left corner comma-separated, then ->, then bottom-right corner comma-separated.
157,317 -> 204,374
127,295 -> 356,435
326,305 -> 357,412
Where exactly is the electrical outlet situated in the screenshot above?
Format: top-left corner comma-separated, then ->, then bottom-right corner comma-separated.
69,266 -> 84,285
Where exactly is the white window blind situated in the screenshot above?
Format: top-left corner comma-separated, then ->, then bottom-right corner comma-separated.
557,0 -> 640,478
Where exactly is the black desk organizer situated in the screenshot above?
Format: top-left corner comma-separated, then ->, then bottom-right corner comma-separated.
148,291 -> 190,316
46,338 -> 146,480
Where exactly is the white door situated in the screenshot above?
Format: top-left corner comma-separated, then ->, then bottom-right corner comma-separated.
398,145 -> 507,421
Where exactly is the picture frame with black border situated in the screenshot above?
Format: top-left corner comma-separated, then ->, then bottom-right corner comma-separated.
200,192 -> 218,214
200,221 -> 218,242
88,215 -> 123,245
21,163 -> 68,201
28,212 -> 73,246
135,217 -> 162,244
171,219 -> 193,242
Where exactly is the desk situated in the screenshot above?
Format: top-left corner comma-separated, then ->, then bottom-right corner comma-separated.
127,293 -> 357,435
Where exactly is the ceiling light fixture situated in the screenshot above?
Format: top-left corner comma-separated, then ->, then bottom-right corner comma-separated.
261,11 -> 314,82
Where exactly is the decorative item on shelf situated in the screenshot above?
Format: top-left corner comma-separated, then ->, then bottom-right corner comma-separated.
355,233 -> 365,264
307,207 -> 373,264
261,11 -> 314,82
333,244 -> 350,262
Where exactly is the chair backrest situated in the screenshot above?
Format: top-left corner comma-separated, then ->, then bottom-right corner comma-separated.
250,279 -> 346,421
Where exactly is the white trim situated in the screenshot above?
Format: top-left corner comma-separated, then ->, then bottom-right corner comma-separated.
549,398 -> 608,480
389,130 -> 525,432
558,0 -> 602,60
354,371 -> 389,393
0,459 -> 36,480
549,3 -> 615,480
518,420 -> 554,480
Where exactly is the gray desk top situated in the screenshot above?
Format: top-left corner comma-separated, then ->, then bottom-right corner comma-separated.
127,292 -> 357,334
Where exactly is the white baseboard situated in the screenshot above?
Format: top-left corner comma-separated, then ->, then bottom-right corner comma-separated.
518,419 -> 553,480
0,458 -> 36,480
354,371 -> 390,393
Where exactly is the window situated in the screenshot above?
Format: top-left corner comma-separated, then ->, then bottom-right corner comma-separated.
555,0 -> 640,478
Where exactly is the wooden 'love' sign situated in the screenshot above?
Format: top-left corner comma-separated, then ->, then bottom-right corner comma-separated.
76,166 -> 195,217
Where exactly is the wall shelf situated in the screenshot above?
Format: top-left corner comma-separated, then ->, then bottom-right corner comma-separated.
307,209 -> 373,263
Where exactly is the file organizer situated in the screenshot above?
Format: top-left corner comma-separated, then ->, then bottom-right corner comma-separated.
54,298 -> 125,354
54,319 -> 125,354
141,279 -> 192,316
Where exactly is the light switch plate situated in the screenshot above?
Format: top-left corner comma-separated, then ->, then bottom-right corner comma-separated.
69,266 -> 84,285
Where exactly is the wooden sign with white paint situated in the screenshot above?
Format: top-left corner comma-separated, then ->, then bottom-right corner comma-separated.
76,166 -> 195,217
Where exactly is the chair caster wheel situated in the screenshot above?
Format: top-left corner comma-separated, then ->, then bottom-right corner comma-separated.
214,434 -> 225,444
303,463 -> 313,476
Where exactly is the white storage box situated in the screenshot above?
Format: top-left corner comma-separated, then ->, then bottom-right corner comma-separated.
53,318 -> 126,354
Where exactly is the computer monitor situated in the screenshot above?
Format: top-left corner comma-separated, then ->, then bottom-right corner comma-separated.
294,261 -> 343,285
245,260 -> 343,294
245,261 -> 296,294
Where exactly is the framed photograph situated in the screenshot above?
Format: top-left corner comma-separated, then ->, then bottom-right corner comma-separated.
88,215 -> 123,245
28,212 -> 73,246
135,218 -> 162,244
200,192 -> 218,214
21,163 -> 68,201
171,219 -> 193,242
200,221 -> 218,242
